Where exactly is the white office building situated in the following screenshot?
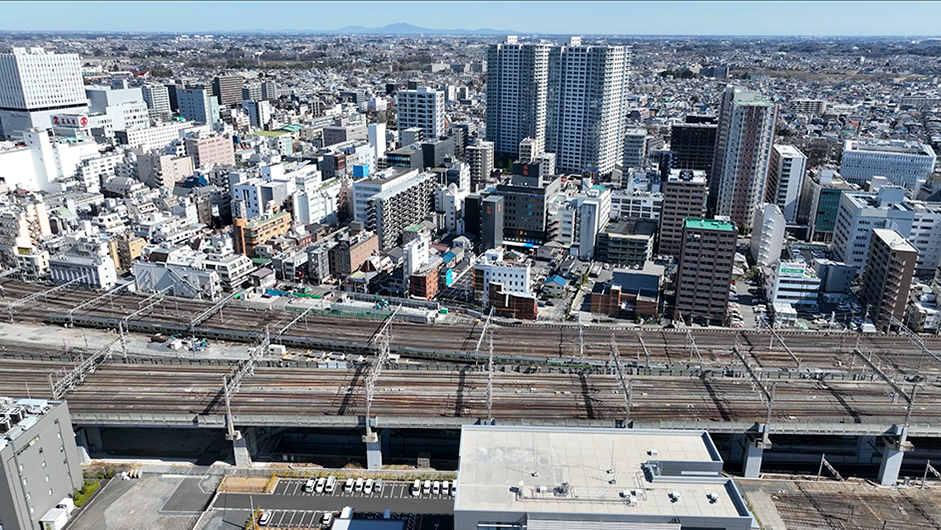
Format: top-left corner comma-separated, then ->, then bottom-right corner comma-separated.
396,87 -> 445,140
766,261 -> 821,310
767,144 -> 807,223
0,47 -> 88,139
292,178 -> 342,226
142,84 -> 171,121
436,183 -> 469,233
114,120 -> 200,152
830,186 -> 913,273
242,99 -> 271,129
839,139 -> 936,191
473,247 -> 532,300
609,189 -> 662,220
621,128 -> 647,169
906,201 -> 941,274
367,122 -> 386,162
750,203 -> 786,267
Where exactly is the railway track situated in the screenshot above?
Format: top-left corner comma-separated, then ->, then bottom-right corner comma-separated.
5,279 -> 941,375
5,357 -> 940,425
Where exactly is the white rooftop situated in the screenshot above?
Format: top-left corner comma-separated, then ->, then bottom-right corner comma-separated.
456,426 -> 748,521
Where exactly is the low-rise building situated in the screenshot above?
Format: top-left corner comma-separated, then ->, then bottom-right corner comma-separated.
766,261 -> 821,310
590,263 -> 664,318
454,425 -> 756,530
595,219 -> 657,267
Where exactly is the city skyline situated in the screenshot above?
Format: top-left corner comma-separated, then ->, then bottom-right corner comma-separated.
0,1 -> 939,36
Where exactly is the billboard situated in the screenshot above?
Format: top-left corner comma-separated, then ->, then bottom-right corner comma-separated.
51,114 -> 89,128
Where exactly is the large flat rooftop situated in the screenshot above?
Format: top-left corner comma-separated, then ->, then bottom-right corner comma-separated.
456,426 -> 749,521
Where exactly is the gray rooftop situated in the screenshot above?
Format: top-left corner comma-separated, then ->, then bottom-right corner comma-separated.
456,426 -> 748,520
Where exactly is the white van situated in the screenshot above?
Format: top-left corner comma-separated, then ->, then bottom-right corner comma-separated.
340,506 -> 354,519
442,480 -> 449,496
432,481 -> 441,495
305,478 -> 316,492
315,477 -> 326,493
344,478 -> 354,493
354,477 -> 364,492
374,478 -> 383,493
422,480 -> 431,495
325,476 -> 337,494
320,512 -> 333,529
364,478 -> 374,494
411,479 -> 421,496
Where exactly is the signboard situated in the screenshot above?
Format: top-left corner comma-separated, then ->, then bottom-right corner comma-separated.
781,268 -> 804,274
51,114 -> 89,128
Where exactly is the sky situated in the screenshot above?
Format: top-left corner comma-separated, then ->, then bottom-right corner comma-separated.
0,1 -> 939,36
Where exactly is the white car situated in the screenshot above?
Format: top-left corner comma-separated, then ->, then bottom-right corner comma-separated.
258,511 -> 272,526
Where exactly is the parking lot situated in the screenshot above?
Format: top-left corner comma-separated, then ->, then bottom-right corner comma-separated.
213,478 -> 455,529
262,509 -> 328,528
272,479 -> 453,501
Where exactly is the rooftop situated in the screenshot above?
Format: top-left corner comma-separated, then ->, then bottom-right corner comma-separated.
873,228 -> 919,253
685,218 -> 736,232
456,426 -> 751,521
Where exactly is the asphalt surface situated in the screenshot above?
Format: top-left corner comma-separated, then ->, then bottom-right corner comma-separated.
65,479 -> 136,530
162,477 -> 214,513
214,479 -> 454,515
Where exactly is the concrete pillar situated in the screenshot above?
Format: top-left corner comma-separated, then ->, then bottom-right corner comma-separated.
365,437 -> 382,470
857,435 -> 876,464
742,427 -> 772,479
230,431 -> 252,467
878,448 -> 905,486
86,426 -> 103,453
877,428 -> 913,486
363,419 -> 382,471
743,442 -> 765,478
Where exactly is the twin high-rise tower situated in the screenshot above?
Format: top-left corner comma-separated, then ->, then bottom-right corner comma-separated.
486,36 -> 630,176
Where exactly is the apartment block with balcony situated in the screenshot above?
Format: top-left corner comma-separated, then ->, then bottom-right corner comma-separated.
861,228 -> 918,330
675,218 -> 737,325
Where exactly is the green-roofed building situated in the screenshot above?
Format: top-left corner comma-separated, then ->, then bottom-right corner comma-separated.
675,217 -> 738,325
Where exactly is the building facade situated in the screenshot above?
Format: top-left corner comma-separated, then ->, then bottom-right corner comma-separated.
670,121 -> 718,176
544,38 -> 629,176
839,139 -> 936,192
0,399 -> 84,530
750,203 -> 786,267
861,228 -> 918,330
658,169 -> 707,257
675,218 -> 737,325
396,87 -> 445,141
0,47 -> 88,139
710,86 -> 778,227
176,88 -> 220,124
485,36 -> 551,157
766,144 -> 807,223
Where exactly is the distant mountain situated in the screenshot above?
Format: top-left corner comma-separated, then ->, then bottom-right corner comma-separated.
327,23 -> 513,35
